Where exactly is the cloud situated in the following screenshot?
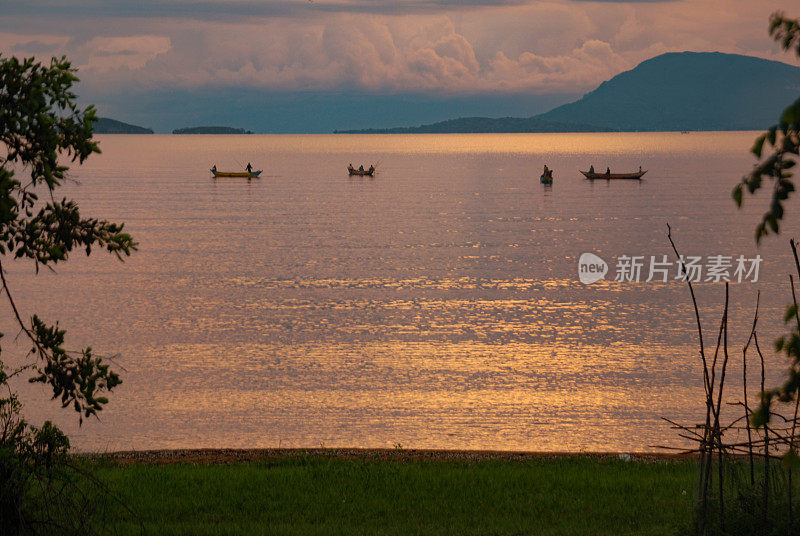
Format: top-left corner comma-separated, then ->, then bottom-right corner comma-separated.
63,15 -> 624,94
0,32 -> 70,56
79,36 -> 171,72
0,0 -> 530,21
0,0 -> 798,97
486,39 -> 628,92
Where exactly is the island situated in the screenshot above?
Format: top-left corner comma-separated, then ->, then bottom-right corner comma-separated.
94,117 -> 154,134
335,117 -> 612,134
172,126 -> 253,134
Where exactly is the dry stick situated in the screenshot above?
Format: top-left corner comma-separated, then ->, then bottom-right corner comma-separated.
666,436 -> 799,452
756,331 -> 770,536
709,305 -> 728,422
713,282 -> 730,532
662,417 -> 706,440
0,257 -> 48,357
0,257 -> 126,366
651,445 -> 702,454
667,225 -> 712,401
790,273 -> 800,528
705,433 -> 794,449
698,286 -> 729,525
792,370 -> 800,526
788,237 -> 800,525
743,291 -> 761,486
666,224 -> 713,531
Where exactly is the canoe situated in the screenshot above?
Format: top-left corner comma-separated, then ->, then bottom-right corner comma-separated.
580,170 -> 647,180
211,169 -> 262,178
348,166 -> 375,176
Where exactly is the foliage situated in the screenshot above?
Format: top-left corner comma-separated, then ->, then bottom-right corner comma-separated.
669,12 -> 800,536
1,362 -> 68,532
731,13 -> 800,433
1,364 -> 128,535
752,290 -> 800,429
0,54 -> 137,534
0,54 -> 135,420
733,13 -> 800,243
700,464 -> 800,536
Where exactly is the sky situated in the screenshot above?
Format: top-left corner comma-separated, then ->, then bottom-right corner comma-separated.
1,0 -> 799,132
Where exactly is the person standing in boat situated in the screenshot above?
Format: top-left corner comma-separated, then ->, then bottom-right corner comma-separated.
246,162 -> 253,173
542,164 -> 553,183
589,164 -> 594,174
211,164 -> 216,174
605,167 -> 610,176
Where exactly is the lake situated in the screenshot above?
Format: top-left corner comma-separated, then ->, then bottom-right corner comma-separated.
5,132 -> 798,452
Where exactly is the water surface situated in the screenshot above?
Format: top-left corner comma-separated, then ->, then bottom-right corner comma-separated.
5,132 -> 797,452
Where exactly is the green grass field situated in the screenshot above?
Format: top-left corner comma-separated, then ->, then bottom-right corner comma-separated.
89,452 -> 695,536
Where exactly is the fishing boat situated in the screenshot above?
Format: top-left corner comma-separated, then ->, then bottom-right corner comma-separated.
348,165 -> 375,176
211,169 -> 262,178
580,169 -> 647,180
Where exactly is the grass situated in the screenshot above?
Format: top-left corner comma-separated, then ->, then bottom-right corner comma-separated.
89,452 -> 695,536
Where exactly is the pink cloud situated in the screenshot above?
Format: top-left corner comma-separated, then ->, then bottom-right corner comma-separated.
1,0 -> 798,95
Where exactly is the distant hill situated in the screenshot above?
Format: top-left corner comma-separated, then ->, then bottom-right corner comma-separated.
335,116 -> 613,134
537,51 -> 800,131
337,51 -> 800,133
173,126 -> 253,134
94,117 -> 153,134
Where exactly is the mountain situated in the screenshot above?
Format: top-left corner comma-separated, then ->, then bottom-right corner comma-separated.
337,52 -> 800,133
537,51 -> 800,131
86,90 -> 576,134
173,126 -> 253,134
94,117 -> 153,134
335,116 -> 612,134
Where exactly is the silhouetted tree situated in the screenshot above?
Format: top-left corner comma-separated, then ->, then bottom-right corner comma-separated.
0,54 -> 136,534
731,14 -> 800,428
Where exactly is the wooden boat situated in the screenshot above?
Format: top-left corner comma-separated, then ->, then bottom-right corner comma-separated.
348,165 -> 375,176
580,170 -> 647,180
211,169 -> 262,178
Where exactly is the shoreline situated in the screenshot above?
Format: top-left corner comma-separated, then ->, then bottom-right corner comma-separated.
83,447 -> 695,465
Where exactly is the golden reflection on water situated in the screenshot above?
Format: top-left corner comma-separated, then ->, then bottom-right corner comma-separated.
202,131 -> 756,157
109,340 -> 702,452
4,132 -> 796,452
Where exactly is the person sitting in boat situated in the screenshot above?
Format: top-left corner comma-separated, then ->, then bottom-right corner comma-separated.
359,165 -> 364,171
589,164 -> 594,174
246,162 -> 253,173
